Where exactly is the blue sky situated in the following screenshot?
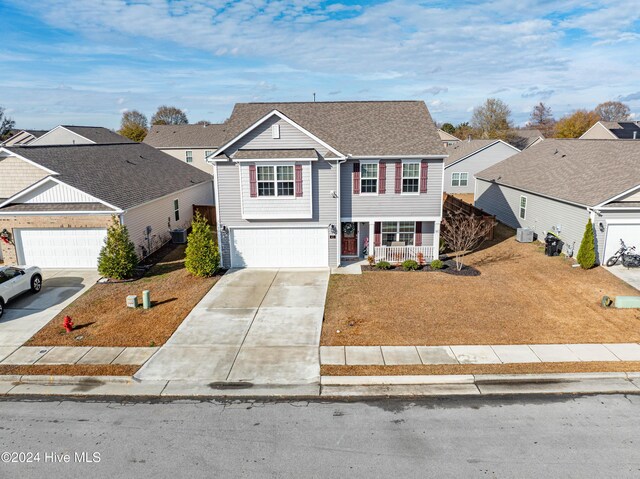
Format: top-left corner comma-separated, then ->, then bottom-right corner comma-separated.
2,0 -> 640,129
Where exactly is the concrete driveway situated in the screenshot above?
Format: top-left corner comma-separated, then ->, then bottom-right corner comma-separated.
0,270 -> 99,358
605,265 -> 640,291
135,268 -> 329,386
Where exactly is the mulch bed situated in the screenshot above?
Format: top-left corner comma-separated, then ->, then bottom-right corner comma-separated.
322,362 -> 640,376
0,364 -> 139,376
27,244 -> 222,347
322,223 -> 640,346
361,260 -> 480,276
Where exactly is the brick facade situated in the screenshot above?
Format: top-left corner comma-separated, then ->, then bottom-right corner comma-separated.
0,214 -> 114,265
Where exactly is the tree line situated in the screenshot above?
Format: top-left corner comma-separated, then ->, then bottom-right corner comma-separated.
118,105 -> 210,142
439,99 -> 633,141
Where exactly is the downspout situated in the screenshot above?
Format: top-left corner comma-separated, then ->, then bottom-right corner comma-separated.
335,156 -> 348,268
212,162 -> 223,267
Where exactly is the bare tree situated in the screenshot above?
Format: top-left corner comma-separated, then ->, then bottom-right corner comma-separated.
0,106 -> 15,140
151,105 -> 188,125
594,101 -> 631,122
471,98 -> 513,139
441,212 -> 495,271
527,102 -> 555,137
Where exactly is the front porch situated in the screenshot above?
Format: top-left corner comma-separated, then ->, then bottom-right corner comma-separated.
339,219 -> 439,265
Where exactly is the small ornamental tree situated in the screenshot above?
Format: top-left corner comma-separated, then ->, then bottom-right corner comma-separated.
185,212 -> 220,277
98,216 -> 138,279
441,212 -> 495,271
576,218 -> 597,269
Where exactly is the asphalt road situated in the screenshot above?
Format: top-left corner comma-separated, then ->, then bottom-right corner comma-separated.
1,394 -> 640,478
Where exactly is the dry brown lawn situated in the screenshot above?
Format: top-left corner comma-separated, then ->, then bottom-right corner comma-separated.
322,224 -> 640,346
322,362 -> 640,376
28,245 -> 221,347
0,364 -> 138,376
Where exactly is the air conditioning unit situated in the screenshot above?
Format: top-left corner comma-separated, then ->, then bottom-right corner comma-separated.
516,228 -> 534,243
171,228 -> 187,244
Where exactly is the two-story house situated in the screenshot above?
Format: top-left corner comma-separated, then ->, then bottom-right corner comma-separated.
208,101 -> 446,268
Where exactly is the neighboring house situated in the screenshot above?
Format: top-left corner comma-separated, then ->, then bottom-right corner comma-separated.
0,143 -> 213,268
444,139 -> 519,194
580,121 -> 640,140
207,101 -> 446,269
508,129 -> 545,150
2,129 -> 48,146
144,124 -> 227,173
438,129 -> 461,147
29,125 -> 134,146
475,139 -> 640,264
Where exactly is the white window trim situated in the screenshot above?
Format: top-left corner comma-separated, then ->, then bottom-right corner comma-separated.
256,164 -> 296,198
185,150 -> 193,163
380,221 -> 416,246
173,198 -> 180,222
401,159 -> 420,195
359,160 -> 379,196
519,195 -> 527,220
451,172 -> 468,187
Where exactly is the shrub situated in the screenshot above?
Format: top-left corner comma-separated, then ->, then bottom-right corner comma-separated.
375,261 -> 392,270
402,259 -> 419,271
367,255 -> 376,266
98,216 -> 138,279
576,218 -> 596,269
185,212 -> 220,277
430,259 -> 444,270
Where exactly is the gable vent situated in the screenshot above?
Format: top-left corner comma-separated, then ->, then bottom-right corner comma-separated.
271,124 -> 280,139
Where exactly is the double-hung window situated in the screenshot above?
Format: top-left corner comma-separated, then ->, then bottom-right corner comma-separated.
185,150 -> 193,163
257,165 -> 294,197
402,162 -> 420,193
360,162 -> 378,194
519,196 -> 527,220
173,199 -> 180,221
205,150 -> 213,160
381,221 -> 415,246
451,172 -> 468,187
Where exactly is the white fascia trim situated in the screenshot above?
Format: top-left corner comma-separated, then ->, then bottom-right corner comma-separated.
474,178 -> 589,209
342,216 -> 442,222
579,121 -> 617,139
207,110 -> 343,162
0,147 -> 58,175
596,206 -> 640,211
228,225 -> 328,229
31,125 -> 96,145
0,210 -> 115,216
351,155 -> 447,160
234,157 -> 317,162
603,219 -> 640,224
0,176 -> 122,212
594,184 -> 640,208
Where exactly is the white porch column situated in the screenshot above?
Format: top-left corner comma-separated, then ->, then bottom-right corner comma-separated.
433,220 -> 441,261
369,221 -> 375,259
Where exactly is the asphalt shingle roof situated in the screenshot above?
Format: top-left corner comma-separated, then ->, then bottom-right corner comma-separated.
476,139 -> 640,207
444,139 -> 499,166
215,101 -> 445,157
600,121 -> 640,139
61,126 -> 135,144
144,124 -> 227,148
6,143 -> 212,210
0,203 -> 115,212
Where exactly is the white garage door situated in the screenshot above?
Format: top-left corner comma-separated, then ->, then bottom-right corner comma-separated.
604,223 -> 640,261
230,227 -> 328,268
15,228 -> 107,268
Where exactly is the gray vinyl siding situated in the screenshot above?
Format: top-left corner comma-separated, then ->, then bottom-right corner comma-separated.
340,159 -> 443,219
161,148 -> 214,174
475,179 -> 590,259
225,116 -> 331,156
445,142 -> 518,194
595,209 -> 640,263
216,159 -> 339,267
30,128 -> 93,146
580,123 -> 615,139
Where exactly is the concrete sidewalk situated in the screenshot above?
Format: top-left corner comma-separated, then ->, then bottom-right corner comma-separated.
321,343 -> 640,365
0,345 -> 157,366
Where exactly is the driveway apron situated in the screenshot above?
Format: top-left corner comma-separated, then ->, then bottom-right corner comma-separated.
135,268 -> 329,385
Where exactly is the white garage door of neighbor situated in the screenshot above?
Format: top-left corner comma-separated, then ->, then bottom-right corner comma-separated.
230,227 -> 328,268
605,223 -> 640,261
16,228 -> 107,268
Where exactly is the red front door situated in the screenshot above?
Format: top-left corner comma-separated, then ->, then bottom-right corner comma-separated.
341,222 -> 358,256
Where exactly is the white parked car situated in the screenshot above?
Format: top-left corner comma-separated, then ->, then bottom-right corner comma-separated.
0,266 -> 42,318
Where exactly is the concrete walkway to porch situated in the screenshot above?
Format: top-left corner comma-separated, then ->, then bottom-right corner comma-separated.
321,343 -> 640,365
135,268 -> 329,387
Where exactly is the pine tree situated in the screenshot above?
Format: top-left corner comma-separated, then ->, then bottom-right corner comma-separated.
185,212 -> 220,277
576,219 -> 597,269
97,216 -> 139,279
